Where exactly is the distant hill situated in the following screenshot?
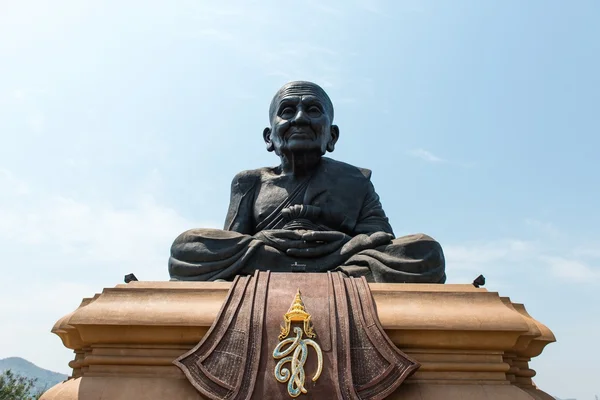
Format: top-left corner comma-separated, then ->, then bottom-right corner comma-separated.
0,357 -> 68,393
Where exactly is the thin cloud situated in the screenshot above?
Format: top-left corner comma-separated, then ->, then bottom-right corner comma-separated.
0,171 -> 221,373
310,2 -> 342,16
444,233 -> 600,286
445,239 -> 534,272
0,193 -> 218,272
13,89 -> 26,101
573,247 -> 600,259
26,113 -> 45,133
543,256 -> 600,283
0,168 -> 30,195
196,28 -> 234,41
408,148 -> 445,163
355,0 -> 384,14
525,218 -> 561,236
10,88 -> 48,104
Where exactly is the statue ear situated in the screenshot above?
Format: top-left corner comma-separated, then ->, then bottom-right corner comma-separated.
263,127 -> 275,152
327,125 -> 339,153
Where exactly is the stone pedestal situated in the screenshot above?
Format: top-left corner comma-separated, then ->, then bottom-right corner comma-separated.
41,282 -> 555,400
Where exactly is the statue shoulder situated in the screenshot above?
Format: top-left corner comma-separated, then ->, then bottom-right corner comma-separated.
230,168 -> 263,193
232,168 -> 263,182
321,157 -> 372,180
230,167 -> 277,193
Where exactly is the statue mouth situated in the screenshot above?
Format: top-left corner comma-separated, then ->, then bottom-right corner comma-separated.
287,128 -> 315,140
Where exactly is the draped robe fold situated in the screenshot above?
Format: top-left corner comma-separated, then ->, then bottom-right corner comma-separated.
169,157 -> 446,283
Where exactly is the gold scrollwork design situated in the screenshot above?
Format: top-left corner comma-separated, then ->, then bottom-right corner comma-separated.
273,289 -> 323,398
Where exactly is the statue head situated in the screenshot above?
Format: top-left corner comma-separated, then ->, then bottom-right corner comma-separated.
263,81 -> 339,157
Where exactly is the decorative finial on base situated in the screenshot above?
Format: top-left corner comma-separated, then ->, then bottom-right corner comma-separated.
279,288 -> 315,340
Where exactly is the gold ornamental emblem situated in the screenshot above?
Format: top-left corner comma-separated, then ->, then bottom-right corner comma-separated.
273,289 -> 323,398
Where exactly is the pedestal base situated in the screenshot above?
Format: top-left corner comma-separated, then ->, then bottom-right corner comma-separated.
42,282 -> 555,399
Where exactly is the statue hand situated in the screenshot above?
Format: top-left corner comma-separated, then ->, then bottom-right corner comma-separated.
254,229 -> 307,252
340,231 -> 393,256
286,231 -> 351,258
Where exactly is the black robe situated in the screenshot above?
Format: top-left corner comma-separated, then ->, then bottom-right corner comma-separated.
169,158 -> 446,283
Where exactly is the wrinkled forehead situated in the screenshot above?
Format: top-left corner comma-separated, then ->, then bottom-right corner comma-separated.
269,82 -> 334,120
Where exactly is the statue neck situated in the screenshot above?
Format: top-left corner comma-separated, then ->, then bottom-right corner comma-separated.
279,151 -> 322,177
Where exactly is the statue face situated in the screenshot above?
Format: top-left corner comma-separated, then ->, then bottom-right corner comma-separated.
264,92 -> 339,156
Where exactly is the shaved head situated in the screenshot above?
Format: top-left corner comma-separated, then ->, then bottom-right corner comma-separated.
269,81 -> 334,121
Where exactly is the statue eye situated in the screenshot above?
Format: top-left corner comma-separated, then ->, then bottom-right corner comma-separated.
280,106 -> 295,117
307,106 -> 322,116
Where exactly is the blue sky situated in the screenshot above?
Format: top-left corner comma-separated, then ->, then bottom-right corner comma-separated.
1,0 -> 598,398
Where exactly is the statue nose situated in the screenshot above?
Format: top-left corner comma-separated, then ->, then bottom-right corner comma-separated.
291,109 -> 310,126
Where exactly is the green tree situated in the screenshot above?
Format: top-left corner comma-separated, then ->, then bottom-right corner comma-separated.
0,369 -> 43,400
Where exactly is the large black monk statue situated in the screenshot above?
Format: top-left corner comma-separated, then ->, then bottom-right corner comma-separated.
169,81 -> 446,283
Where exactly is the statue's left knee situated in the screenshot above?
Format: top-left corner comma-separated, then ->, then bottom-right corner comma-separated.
392,233 -> 439,244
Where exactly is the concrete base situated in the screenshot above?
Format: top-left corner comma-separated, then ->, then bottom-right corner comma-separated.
41,281 -> 555,399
